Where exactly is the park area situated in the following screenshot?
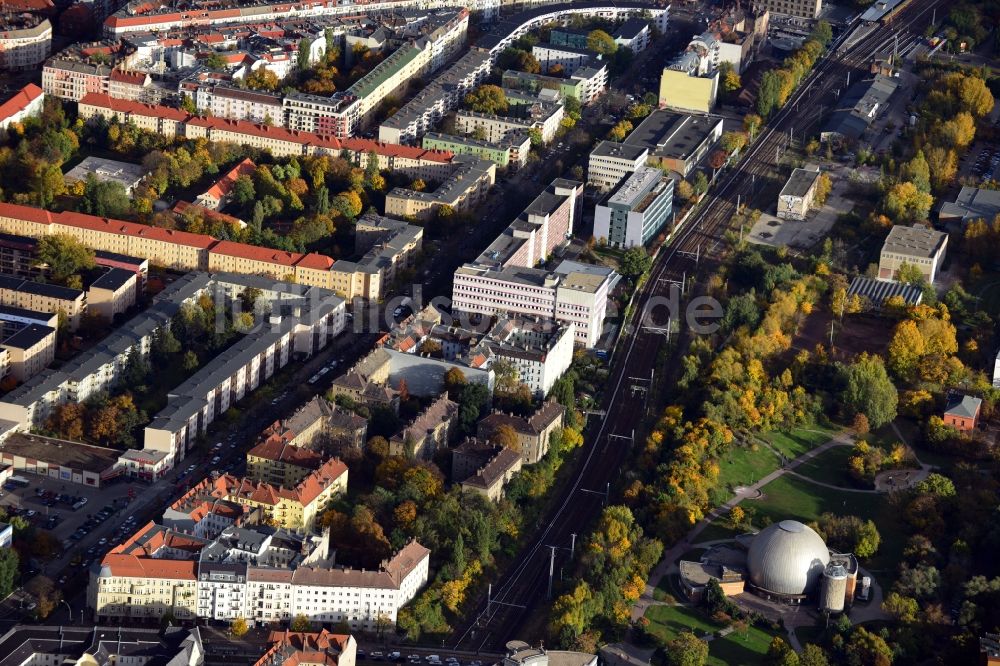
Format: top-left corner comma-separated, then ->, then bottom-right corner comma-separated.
645,605 -> 780,666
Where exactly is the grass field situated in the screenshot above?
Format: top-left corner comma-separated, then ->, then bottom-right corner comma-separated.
708,625 -> 779,665
763,423 -> 840,459
794,445 -> 862,488
713,443 -> 781,504
644,605 -> 778,665
645,604 -> 722,642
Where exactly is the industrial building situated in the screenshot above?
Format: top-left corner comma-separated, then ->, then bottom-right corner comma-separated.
623,110 -> 723,177
877,225 -> 948,284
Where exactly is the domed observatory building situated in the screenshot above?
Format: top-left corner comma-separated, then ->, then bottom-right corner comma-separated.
746,520 -> 831,604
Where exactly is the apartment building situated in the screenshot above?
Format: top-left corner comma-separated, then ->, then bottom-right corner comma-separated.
0,229 -> 146,282
347,43 -> 432,126
328,407 -> 368,449
341,213 -> 424,292
91,517 -> 430,631
385,155 -> 496,222
202,86 -> 285,127
878,225 -> 948,284
86,267 -> 138,320
339,139 -> 455,182
422,131 -> 530,169
0,83 -> 44,130
378,50 -> 492,144
0,16 -> 51,70
759,0 -> 821,19
475,178 -> 582,272
588,141 -> 649,192
477,399 -> 564,465
284,93 -> 361,139
246,437 -> 325,487
453,260 -> 617,349
594,166 -> 675,248
0,274 -> 86,329
502,69 -> 585,103
42,58 -> 113,101
455,100 -> 564,145
614,18 -> 651,53
454,440 -> 523,502
196,158 -> 257,211
0,273 -> 345,469
0,323 -> 56,383
204,458 -> 348,530
388,393 -> 457,459
532,43 -> 593,76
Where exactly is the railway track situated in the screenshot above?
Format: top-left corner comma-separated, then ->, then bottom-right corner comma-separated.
449,0 -> 941,651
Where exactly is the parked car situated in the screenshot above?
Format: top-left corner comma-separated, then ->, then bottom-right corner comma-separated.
371,652 -> 384,661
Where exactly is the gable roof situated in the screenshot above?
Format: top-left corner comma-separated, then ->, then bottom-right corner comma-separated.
945,394 -> 982,419
0,83 -> 43,123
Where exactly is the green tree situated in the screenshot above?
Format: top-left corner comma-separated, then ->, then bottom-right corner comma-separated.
901,150 -> 931,193
36,234 -> 96,283
0,547 -> 18,599
464,84 -> 508,115
884,182 -> 933,222
666,632 -> 708,666
204,52 -> 228,70
81,176 -> 130,218
586,29 -> 618,55
721,131 -> 748,155
766,637 -> 799,666
230,616 -> 249,637
844,627 -> 893,665
692,171 -> 709,195
332,190 -> 362,219
882,591 -> 919,622
33,163 -> 66,207
245,68 -> 280,91
743,113 -> 763,139
799,645 -> 830,666
719,61 -> 742,96
810,20 -> 833,47
290,613 -> 313,631
914,472 -> 956,497
757,70 -> 782,117
180,93 -> 198,113
182,350 -> 200,371
232,175 -> 255,206
842,353 -> 897,429
620,246 -> 652,278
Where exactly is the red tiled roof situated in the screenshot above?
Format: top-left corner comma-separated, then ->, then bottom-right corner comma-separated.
79,92 -> 190,122
109,68 -> 147,85
200,157 -> 256,202
0,83 -> 43,123
57,209 -> 217,249
296,253 -> 335,271
343,137 -> 453,163
173,200 -> 244,228
210,239 -> 305,267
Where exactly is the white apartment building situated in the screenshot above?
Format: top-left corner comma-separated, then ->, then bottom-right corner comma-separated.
532,43 -> 594,76
456,101 -> 564,144
0,83 -> 44,130
588,141 -> 650,192
198,85 -> 286,127
571,62 -> 609,105
0,18 -> 51,70
453,260 -> 616,348
284,93 -> 361,138
91,518 -> 431,632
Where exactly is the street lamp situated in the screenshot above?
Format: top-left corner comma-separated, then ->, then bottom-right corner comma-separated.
61,600 -> 72,623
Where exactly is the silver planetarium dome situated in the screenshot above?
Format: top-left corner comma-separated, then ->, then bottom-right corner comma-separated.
747,520 -> 830,596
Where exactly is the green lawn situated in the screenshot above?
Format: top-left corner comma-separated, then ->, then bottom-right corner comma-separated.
644,604 -> 723,643
709,625 -> 780,665
748,475 -> 904,580
763,423 -> 840,459
713,443 -> 781,504
644,605 -> 778,665
794,445 -> 864,488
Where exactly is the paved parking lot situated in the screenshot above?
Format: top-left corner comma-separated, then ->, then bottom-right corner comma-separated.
1,474 -> 144,577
